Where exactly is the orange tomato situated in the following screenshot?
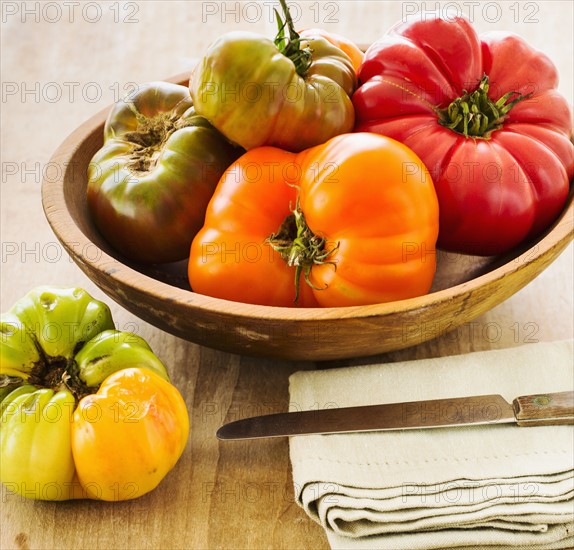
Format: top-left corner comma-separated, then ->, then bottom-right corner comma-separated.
189,133 -> 439,308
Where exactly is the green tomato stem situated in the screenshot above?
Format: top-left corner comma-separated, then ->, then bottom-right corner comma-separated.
274,0 -> 312,78
267,200 -> 339,304
437,74 -> 532,139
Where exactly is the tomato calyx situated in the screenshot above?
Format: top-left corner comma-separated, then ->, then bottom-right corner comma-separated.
25,345 -> 92,401
123,112 -> 194,174
267,201 -> 339,303
437,74 -> 532,139
274,0 -> 312,78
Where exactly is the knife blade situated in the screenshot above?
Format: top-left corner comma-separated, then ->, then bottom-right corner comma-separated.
216,391 -> 574,440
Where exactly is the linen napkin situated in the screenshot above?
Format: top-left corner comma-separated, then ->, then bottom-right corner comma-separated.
289,341 -> 574,549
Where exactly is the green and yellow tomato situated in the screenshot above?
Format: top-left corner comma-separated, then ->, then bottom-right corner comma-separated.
189,0 -> 357,152
0,287 -> 189,501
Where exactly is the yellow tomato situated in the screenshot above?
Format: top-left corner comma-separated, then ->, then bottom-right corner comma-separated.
72,368 -> 189,501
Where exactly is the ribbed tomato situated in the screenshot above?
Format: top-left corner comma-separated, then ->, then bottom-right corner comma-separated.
189,1 -> 357,153
353,12 -> 573,255
188,133 -> 439,307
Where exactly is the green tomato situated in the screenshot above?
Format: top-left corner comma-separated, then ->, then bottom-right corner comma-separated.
87,81 -> 243,264
1,387 -> 76,501
0,286 -> 114,380
189,1 -> 356,152
75,330 -> 168,387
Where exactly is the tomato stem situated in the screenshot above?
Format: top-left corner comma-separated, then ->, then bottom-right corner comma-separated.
437,74 -> 532,138
267,200 -> 339,304
274,0 -> 312,78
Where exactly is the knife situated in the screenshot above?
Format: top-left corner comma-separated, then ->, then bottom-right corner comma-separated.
216,391 -> 574,440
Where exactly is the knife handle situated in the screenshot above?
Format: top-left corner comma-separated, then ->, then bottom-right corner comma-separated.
513,391 -> 574,426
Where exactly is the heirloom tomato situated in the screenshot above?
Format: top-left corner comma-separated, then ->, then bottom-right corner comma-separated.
0,287 -> 189,501
300,28 -> 364,74
353,12 -> 573,255
189,0 -> 356,152
188,133 -> 439,307
87,81 -> 243,264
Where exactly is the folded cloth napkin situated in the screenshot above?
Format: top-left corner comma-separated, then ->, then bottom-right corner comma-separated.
289,341 -> 574,550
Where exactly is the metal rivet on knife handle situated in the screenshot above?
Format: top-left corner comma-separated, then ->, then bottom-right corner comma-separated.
513,391 -> 574,426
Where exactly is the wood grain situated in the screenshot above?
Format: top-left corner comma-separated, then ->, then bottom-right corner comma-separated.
1,2 -> 573,549
514,391 -> 574,426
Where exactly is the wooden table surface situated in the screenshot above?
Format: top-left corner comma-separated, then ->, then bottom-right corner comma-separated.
1,2 -> 572,549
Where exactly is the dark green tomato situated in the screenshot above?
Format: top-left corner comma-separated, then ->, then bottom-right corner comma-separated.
87,82 -> 243,264
189,31 -> 357,152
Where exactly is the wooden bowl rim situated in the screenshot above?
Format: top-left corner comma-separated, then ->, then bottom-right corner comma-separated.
41,72 -> 574,323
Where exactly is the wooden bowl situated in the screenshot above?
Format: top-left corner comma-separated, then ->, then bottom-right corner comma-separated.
41,73 -> 574,361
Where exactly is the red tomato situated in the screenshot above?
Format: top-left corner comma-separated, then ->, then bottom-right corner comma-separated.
353,12 -> 573,255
